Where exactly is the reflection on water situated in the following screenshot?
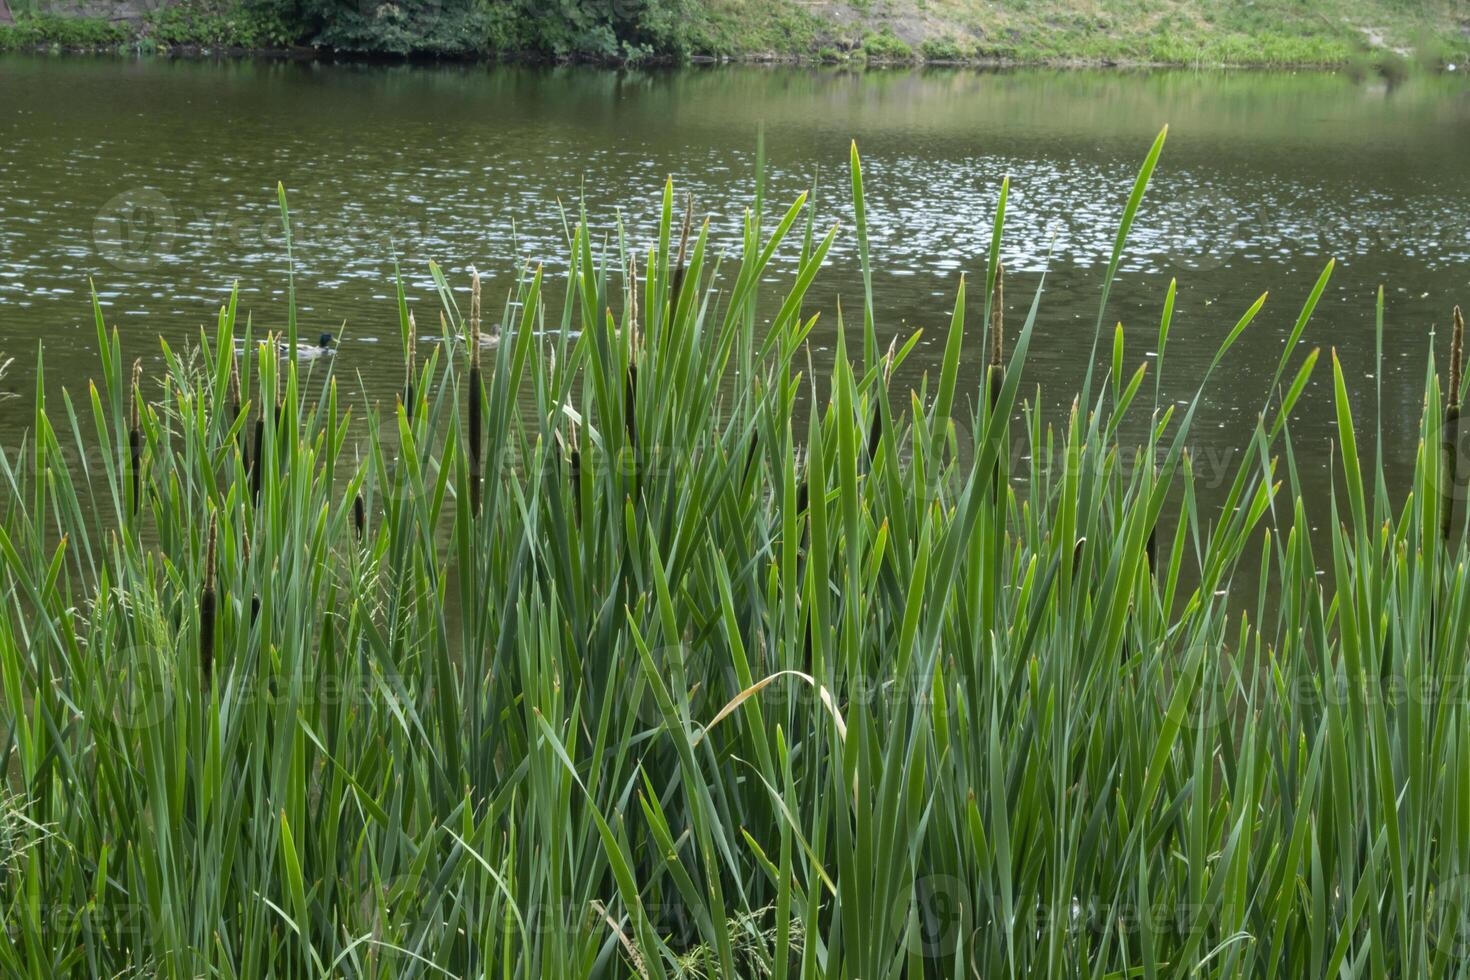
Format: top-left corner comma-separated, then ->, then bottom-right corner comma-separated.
1,56 -> 1468,521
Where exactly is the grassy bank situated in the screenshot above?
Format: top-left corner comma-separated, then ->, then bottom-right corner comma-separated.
2,0 -> 1467,66
4,131 -> 1470,976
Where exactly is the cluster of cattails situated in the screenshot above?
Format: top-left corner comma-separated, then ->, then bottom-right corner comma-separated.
1442,305 -> 1465,542
129,358 -> 143,517
467,271 -> 483,517
200,512 -> 217,691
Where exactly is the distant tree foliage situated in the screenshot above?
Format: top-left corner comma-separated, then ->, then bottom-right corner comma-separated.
278,0 -> 687,59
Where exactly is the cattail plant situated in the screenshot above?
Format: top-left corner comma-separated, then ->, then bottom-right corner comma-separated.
128,358 -> 143,516
200,512 -> 217,691
569,424 -> 583,527
743,431 -> 761,483
353,492 -> 365,541
989,263 -> 1006,493
228,348 -> 242,426
988,262 -> 1005,411
249,365 -> 266,506
670,192 -> 693,312
242,523 -> 259,626
467,270 -> 483,516
624,256 -> 641,497
1442,305 -> 1464,541
866,335 -> 898,465
1146,495 -> 1158,570
405,310 -> 418,420
227,348 -> 246,468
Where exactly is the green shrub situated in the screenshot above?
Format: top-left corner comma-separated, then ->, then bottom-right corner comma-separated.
919,35 -> 966,60
0,12 -> 129,49
291,0 -> 494,55
146,0 -> 286,47
862,27 -> 913,61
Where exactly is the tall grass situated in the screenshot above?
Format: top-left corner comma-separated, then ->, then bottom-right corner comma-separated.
2,129 -> 1469,978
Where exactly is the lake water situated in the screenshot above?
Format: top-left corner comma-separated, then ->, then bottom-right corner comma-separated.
2,55 -> 1468,512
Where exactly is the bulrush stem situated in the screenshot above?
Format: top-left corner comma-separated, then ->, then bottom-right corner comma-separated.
242,524 -> 259,627
1453,306 -> 1465,401
250,356 -> 266,506
743,431 -> 761,483
1441,305 -> 1464,541
867,335 -> 899,465
405,311 -> 418,419
228,349 -> 242,424
671,194 -> 692,313
989,264 -> 1006,494
624,363 -> 639,452
200,513 -> 217,692
568,424 -> 583,528
988,262 -> 1006,411
1147,511 -> 1158,572
625,256 -> 641,495
468,270 -> 483,517
129,358 -> 143,517
626,254 -> 640,353
228,351 -> 246,473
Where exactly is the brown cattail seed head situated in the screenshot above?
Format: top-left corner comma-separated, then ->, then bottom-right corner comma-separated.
204,513 -> 218,592
469,268 -> 481,367
1451,305 -> 1465,406
678,194 -> 693,254
130,358 -> 143,429
627,255 -> 640,347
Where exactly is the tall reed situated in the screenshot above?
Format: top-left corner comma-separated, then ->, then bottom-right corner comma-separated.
405,309 -> 418,417
199,511 -> 216,689
1443,305 -> 1463,540
128,357 -> 142,515
467,268 -> 483,516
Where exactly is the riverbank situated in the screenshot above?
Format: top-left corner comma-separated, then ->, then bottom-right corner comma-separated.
2,0 -> 1466,69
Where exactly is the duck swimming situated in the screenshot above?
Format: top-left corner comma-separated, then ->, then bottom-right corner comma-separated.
280,333 -> 336,359
461,326 -> 581,348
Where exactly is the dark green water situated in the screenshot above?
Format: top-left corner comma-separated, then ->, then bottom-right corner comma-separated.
2,55 -> 1468,505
